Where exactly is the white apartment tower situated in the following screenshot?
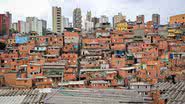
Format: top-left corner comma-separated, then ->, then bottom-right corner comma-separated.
26,17 -> 38,32
26,17 -> 46,35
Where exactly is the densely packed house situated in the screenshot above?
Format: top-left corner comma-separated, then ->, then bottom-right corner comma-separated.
0,21 -> 185,90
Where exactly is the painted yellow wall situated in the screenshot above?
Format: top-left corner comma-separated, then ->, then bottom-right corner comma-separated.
116,22 -> 128,31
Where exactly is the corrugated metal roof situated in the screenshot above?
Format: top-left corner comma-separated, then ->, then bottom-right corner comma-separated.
154,81 -> 185,104
0,89 -> 48,104
0,95 -> 26,104
45,88 -> 152,104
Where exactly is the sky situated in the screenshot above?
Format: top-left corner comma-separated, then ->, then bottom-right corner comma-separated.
0,0 -> 185,28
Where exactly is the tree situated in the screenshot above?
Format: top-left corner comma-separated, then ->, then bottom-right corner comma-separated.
115,73 -> 123,80
9,28 -> 18,35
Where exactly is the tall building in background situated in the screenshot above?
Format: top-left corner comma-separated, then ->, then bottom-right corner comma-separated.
12,23 -> 18,31
100,15 -> 109,24
63,17 -> 69,28
17,21 -> 30,34
25,22 -> 30,34
136,15 -> 145,24
69,22 -> 73,28
0,12 -> 11,36
52,6 -> 63,33
113,13 -> 126,28
41,20 -> 47,35
26,17 -> 46,35
85,21 -> 94,32
152,14 -> 160,25
6,12 -> 12,28
18,21 -> 26,33
73,8 -> 82,29
26,17 -> 38,32
92,17 -> 100,30
85,11 -> 93,32
86,11 -> 92,22
37,20 -> 43,35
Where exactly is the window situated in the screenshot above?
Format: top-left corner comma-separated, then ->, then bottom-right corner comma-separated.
145,92 -> 148,95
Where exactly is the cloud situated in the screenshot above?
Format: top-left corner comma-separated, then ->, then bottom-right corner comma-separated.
0,0 -> 51,26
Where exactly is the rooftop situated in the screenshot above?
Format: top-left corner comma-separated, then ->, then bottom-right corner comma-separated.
45,88 -> 152,104
130,82 -> 151,86
60,81 -> 85,86
154,81 -> 185,104
0,89 -> 48,104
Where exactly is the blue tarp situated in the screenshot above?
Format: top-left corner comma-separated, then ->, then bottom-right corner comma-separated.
15,36 -> 29,44
115,51 -> 124,55
170,54 -> 174,59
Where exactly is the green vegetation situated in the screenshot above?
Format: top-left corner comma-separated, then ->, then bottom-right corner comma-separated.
9,28 -> 18,34
115,74 -> 123,80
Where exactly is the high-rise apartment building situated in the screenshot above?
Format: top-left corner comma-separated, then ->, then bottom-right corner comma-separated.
26,17 -> 38,32
92,17 -> 100,29
69,23 -> 73,28
37,20 -> 43,36
41,20 -> 47,35
86,11 -> 92,22
25,22 -> 30,34
152,14 -> 160,25
17,21 -> 30,34
63,17 -> 69,28
85,21 -> 94,32
6,12 -> 12,28
26,17 -> 46,35
52,6 -> 63,33
136,15 -> 145,24
18,21 -> 26,33
12,23 -> 18,31
85,11 -> 93,32
113,13 -> 126,28
0,12 -> 11,36
100,15 -> 109,24
73,8 -> 82,29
